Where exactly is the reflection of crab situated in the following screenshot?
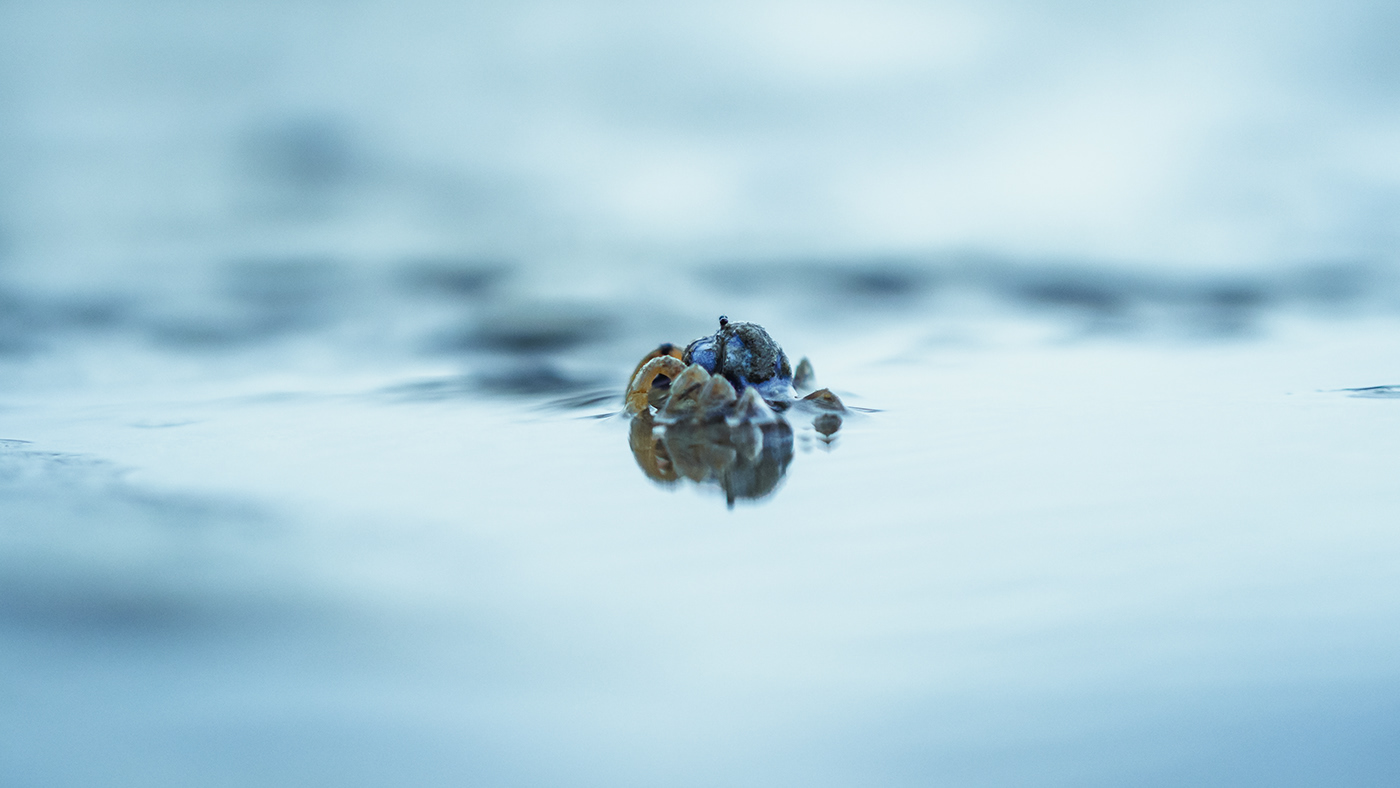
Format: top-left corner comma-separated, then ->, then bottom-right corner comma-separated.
624,317 -> 847,505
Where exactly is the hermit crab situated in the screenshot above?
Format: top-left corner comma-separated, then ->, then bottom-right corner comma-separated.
624,316 -> 847,505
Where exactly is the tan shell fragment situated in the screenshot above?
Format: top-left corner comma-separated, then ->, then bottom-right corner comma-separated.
802,388 -> 846,412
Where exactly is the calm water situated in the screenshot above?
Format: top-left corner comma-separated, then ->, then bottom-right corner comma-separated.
1,261 -> 1398,786
3,0 -> 1400,784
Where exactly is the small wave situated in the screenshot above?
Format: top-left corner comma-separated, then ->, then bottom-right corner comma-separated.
1342,385 -> 1400,399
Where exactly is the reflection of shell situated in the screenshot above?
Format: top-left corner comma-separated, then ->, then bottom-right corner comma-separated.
654,421 -> 794,506
666,425 -> 739,483
814,413 -> 842,437
730,422 -> 764,462
628,411 -> 678,483
715,422 -> 794,505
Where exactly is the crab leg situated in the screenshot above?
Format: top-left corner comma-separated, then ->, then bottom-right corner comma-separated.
625,355 -> 688,415
627,343 -> 683,385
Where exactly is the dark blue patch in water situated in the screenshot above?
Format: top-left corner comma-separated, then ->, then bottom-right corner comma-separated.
1343,385 -> 1400,398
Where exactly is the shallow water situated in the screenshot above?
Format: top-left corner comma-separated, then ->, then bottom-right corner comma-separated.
2,264 -> 1398,786
4,0 -> 1400,783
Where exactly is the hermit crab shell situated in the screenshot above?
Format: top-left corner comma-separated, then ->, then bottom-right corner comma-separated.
682,318 -> 793,402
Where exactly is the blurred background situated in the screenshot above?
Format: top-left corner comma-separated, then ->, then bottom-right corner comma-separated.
3,0 -> 1399,288
2,1 -> 1399,786
1,0 -> 1397,382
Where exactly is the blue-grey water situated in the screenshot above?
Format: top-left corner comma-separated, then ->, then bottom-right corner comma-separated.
2,1 -> 1399,786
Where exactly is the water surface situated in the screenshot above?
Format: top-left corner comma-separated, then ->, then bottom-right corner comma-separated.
3,0 -> 1400,783
2,268 -> 1397,786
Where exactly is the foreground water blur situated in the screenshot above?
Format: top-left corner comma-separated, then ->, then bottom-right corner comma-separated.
4,0 -> 1400,785
2,258 -> 1397,787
